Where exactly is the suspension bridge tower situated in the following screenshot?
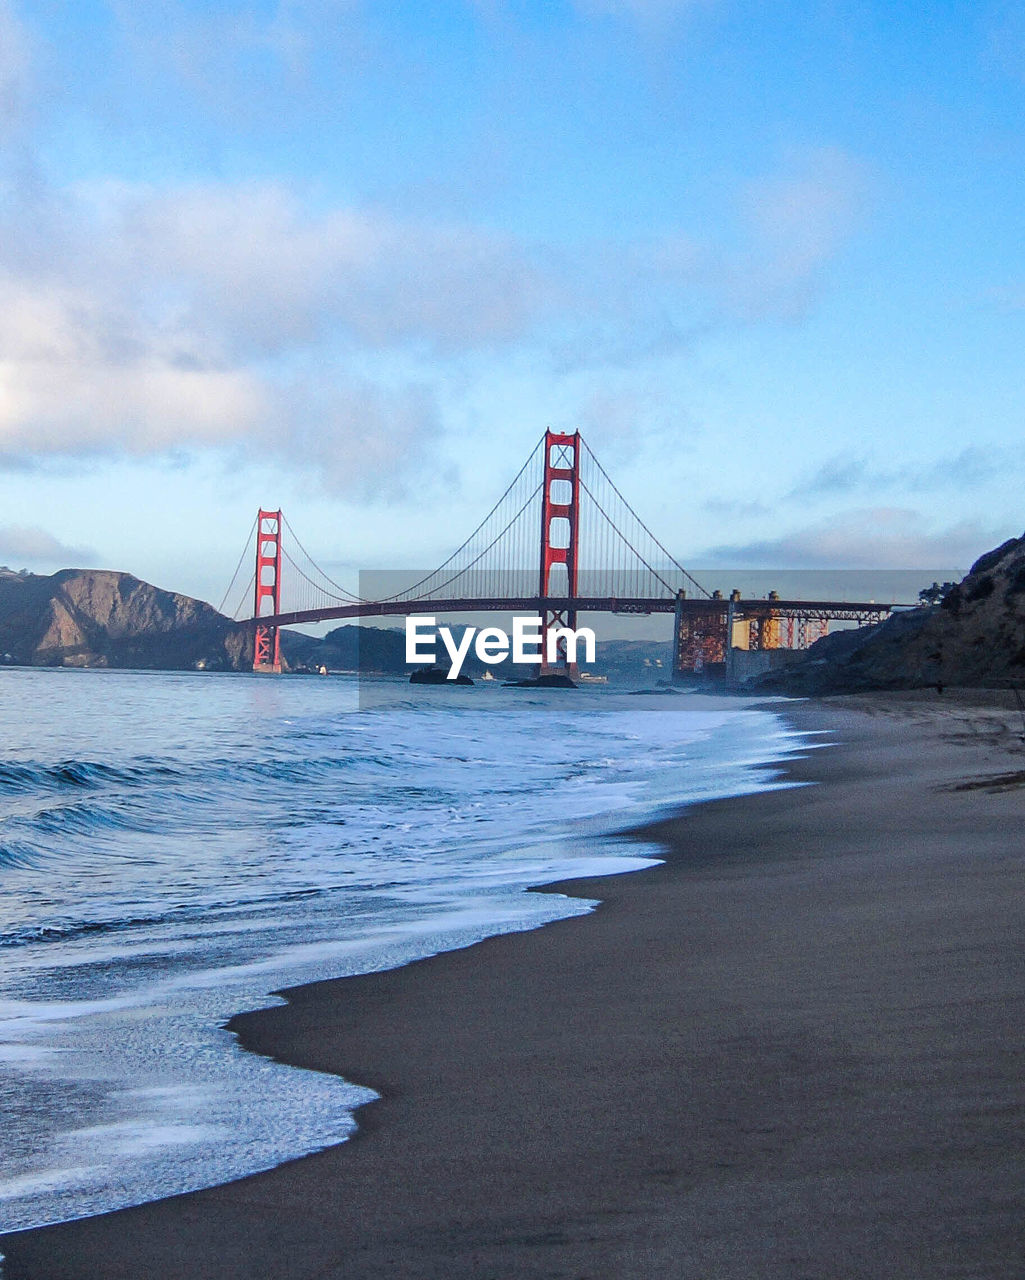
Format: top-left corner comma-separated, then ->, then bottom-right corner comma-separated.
253,509 -> 283,674
539,429 -> 581,675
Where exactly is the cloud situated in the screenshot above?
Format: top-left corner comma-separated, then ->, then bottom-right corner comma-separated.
19,178 -> 562,358
788,446 -> 1007,499
0,272 -> 267,455
0,181 -> 532,486
0,11 -> 872,494
259,376 -> 445,501
701,507 -> 1001,569
0,157 -> 871,487
702,496 -> 772,518
0,524 -> 96,565
105,0 -> 365,128
720,147 -> 872,321
0,163 -> 853,485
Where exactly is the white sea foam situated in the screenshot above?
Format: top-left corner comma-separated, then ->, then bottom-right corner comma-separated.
0,669 -> 808,1231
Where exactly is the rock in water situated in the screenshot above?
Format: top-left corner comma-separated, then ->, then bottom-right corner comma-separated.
409,666 -> 474,685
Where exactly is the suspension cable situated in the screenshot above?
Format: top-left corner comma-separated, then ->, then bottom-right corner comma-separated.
581,440 -> 709,597
217,514 -> 258,614
281,514 -> 363,602
578,478 -> 679,596
399,482 -> 543,602
373,433 -> 546,603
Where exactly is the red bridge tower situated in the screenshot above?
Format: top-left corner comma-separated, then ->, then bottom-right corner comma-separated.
253,509 -> 283,673
539,429 -> 581,674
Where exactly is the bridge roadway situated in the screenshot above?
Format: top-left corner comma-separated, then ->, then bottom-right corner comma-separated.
254,597 -> 904,630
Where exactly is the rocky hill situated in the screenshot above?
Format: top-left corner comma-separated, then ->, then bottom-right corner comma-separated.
760,534 -> 1025,694
0,568 -> 251,670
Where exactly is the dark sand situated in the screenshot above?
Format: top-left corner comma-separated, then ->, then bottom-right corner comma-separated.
4,691 -> 1025,1278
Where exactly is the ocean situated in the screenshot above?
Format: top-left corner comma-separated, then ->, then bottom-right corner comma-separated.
0,668 -> 803,1233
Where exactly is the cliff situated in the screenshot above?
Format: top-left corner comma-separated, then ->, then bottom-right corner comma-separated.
759,534 -> 1025,694
0,568 -> 251,670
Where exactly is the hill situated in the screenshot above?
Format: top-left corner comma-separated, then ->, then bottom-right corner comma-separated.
759,534 -> 1025,694
0,568 -> 250,670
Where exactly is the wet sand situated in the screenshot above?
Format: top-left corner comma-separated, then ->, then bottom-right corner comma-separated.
4,690 -> 1025,1278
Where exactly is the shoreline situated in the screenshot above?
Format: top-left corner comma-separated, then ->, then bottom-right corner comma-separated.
4,690 -> 1025,1277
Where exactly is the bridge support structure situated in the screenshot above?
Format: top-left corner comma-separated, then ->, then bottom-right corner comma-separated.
539,429 -> 581,675
672,590 -> 850,684
253,509 -> 283,673
783,615 -> 829,648
672,590 -> 728,679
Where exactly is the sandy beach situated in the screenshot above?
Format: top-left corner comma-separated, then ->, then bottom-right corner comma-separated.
3,689 -> 1025,1279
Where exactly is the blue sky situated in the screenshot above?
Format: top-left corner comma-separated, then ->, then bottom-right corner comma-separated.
1,0 -> 1023,608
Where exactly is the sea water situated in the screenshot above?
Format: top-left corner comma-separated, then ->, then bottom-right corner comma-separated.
0,668 -> 802,1232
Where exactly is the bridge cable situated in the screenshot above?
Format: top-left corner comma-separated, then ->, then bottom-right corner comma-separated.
279,545 -> 358,610
228,571 -> 257,623
397,482 -> 543,603
581,441 -> 710,598
218,514 -> 258,616
372,433 -> 547,603
576,479 -> 676,597
280,514 -> 363,602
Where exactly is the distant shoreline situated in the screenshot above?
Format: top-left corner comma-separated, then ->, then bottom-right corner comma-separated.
5,690 -> 1025,1278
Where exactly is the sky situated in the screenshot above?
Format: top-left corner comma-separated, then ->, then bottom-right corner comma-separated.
1,0 -> 1023,612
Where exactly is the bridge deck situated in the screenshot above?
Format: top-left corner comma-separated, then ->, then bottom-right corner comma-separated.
252,598 -> 907,629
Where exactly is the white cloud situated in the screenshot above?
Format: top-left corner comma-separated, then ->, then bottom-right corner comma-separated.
105,0 -> 364,126
257,377 -> 445,500
787,446 -> 1008,499
0,158 -> 871,485
0,274 -> 265,456
48,179 -> 563,357
0,182 -> 517,484
0,10 -> 872,493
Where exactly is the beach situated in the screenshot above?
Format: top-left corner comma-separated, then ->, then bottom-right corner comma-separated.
3,689 -> 1025,1278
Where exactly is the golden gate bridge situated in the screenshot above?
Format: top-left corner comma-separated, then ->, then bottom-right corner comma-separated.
219,430 -> 898,678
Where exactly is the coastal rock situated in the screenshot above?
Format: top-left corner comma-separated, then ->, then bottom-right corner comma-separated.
0,568 -> 252,670
756,534 -> 1025,693
409,666 -> 473,685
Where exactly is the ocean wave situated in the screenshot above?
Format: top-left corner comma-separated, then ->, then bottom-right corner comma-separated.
0,759 -> 178,795
0,883 -> 334,949
0,840 -> 46,871
0,752 -> 395,800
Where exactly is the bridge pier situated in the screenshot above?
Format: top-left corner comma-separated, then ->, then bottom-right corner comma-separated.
672,590 -> 728,682
673,590 -> 851,686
